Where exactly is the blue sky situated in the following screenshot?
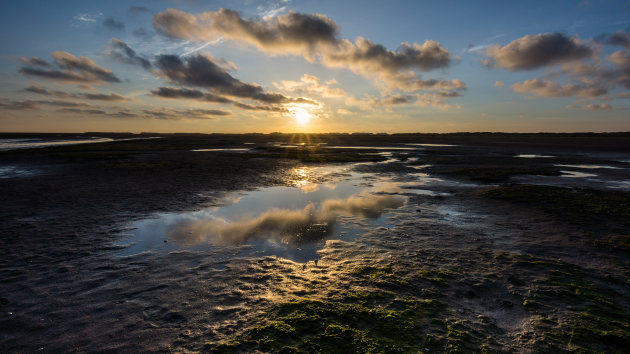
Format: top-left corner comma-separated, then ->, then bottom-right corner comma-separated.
1,0 -> 629,133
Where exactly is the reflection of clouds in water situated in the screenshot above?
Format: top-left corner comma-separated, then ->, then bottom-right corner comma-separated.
300,183 -> 319,193
167,191 -> 406,246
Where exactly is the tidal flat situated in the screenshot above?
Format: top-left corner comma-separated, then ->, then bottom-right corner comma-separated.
1,132 -> 630,352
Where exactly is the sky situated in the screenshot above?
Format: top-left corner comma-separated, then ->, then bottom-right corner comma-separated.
1,0 -> 629,133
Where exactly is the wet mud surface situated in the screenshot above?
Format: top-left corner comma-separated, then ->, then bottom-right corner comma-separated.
1,133 -> 630,352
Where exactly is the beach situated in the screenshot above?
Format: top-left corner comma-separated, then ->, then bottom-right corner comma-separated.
1,133 -> 630,352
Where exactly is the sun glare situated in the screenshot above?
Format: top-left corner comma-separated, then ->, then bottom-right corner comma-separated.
288,104 -> 316,126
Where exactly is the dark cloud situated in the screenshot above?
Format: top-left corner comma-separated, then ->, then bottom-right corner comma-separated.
0,98 -> 96,110
155,54 -> 308,104
37,100 -> 95,108
106,38 -> 152,70
152,9 -> 461,93
379,94 -> 412,105
19,51 -> 120,84
129,6 -> 151,15
57,108 -> 139,117
82,93 -> 127,101
596,29 -> 630,49
23,84 -> 51,95
23,84 -> 127,101
143,108 -> 231,119
19,56 -> 49,67
103,17 -> 125,31
0,99 -> 38,110
511,78 -> 607,97
57,108 -> 107,115
150,86 -> 231,103
232,102 -> 288,112
484,33 -> 593,70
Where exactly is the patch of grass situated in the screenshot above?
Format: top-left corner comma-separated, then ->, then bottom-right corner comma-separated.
347,290 -> 396,302
510,253 -> 630,352
213,298 -> 449,353
416,269 -> 451,286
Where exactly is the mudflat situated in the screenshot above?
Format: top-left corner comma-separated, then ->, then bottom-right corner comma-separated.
1,133 -> 630,352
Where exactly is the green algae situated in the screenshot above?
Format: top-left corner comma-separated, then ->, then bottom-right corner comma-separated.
212,298 -> 447,353
352,265 -> 410,288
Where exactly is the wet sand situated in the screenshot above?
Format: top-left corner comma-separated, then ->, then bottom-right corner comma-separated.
1,133 -> 629,352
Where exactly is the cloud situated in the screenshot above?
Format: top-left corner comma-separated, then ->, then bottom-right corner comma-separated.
19,51 -> 120,84
155,53 -> 314,104
150,86 -> 231,102
493,81 -> 505,88
617,92 -> 630,98
72,12 -> 102,25
273,74 -> 346,97
511,78 -> 607,97
483,33 -> 593,70
345,91 -> 460,110
597,29 -> 630,49
24,84 -> 54,95
152,9 -> 462,94
0,99 -> 38,110
57,108 -> 107,115
54,108 -> 138,118
486,31 -> 630,104
166,190 -> 405,246
19,56 -> 49,67
23,84 -> 127,101
0,98 -> 96,110
106,38 -> 152,70
143,107 -> 231,119
103,17 -> 125,31
82,93 -> 127,101
153,8 -> 339,54
257,0 -> 291,19
567,103 -> 612,110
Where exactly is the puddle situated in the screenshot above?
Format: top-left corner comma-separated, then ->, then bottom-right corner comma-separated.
0,137 -> 114,151
560,170 -> 598,178
116,166 -> 410,262
555,164 -> 622,170
405,143 -> 457,147
0,165 -> 37,178
327,146 -> 419,150
0,136 -> 162,151
192,148 -> 252,152
515,154 -> 554,158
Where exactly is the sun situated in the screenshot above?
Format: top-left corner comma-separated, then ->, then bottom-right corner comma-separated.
294,108 -> 312,125
288,104 -> 315,126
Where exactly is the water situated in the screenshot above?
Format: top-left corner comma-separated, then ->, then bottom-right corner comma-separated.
116,166 -> 411,261
405,143 -> 457,147
192,148 -> 252,152
555,164 -> 622,170
327,146 -> 419,150
0,165 -> 37,178
0,136 -> 161,151
559,170 -> 598,178
515,154 -> 554,158
0,137 -> 113,151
